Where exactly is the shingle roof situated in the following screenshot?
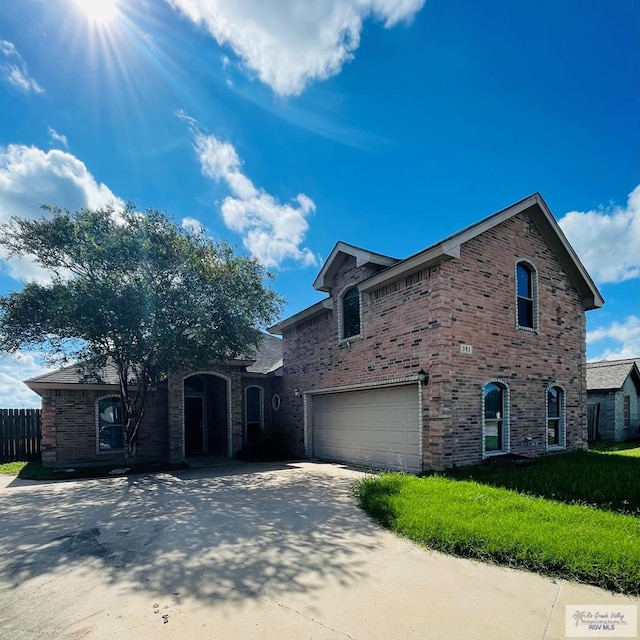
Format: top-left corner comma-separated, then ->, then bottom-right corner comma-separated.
586,358 -> 640,391
25,333 -> 283,386
246,333 -> 283,374
26,361 -> 121,386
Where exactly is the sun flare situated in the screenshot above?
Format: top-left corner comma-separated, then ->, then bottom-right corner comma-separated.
75,0 -> 119,25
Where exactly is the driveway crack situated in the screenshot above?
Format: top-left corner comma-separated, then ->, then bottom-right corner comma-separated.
274,600 -> 358,640
542,579 -> 563,639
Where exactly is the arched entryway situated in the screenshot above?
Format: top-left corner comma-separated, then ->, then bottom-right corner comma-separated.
183,373 -> 230,456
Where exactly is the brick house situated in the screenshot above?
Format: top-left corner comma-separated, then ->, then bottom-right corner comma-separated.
25,334 -> 283,467
586,359 -> 640,442
269,193 -> 603,471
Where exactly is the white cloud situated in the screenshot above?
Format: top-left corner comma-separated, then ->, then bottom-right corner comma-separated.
181,216 -> 205,234
559,185 -> 640,284
587,316 -> 640,361
193,132 -> 317,268
0,40 -> 44,94
0,144 -> 123,222
0,351 -> 55,408
165,0 -> 425,96
48,127 -> 69,149
0,144 -> 123,282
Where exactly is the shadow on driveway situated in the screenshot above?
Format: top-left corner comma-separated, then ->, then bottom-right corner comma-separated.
0,461 -> 376,606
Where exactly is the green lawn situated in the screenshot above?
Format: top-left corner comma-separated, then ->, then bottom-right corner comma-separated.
0,461 -> 28,475
445,443 -> 640,514
355,443 -> 640,596
0,460 -> 188,480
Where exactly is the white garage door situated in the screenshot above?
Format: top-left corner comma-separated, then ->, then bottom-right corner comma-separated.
312,385 -> 421,472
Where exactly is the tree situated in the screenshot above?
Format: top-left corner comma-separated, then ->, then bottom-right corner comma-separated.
0,204 -> 284,465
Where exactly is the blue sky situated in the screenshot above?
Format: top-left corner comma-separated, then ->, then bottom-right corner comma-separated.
0,0 -> 638,407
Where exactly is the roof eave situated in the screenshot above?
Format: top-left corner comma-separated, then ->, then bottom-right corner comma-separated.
268,298 -> 334,336
359,243 -> 461,293
25,382 -> 121,394
527,194 -> 604,310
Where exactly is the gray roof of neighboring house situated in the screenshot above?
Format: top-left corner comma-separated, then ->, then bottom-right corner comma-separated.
586,358 -> 640,392
25,333 -> 283,388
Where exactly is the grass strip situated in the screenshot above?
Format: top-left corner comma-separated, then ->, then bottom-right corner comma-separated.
0,460 -> 188,480
355,473 -> 640,596
0,461 -> 28,475
445,447 -> 640,515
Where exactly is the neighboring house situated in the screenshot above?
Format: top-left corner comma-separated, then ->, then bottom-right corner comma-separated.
586,359 -> 640,442
24,334 -> 283,467
269,193 -> 603,472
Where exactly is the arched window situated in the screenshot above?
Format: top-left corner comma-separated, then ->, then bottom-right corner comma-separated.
516,262 -> 536,330
341,287 -> 361,339
483,382 -> 508,453
97,396 -> 124,452
547,385 -> 564,448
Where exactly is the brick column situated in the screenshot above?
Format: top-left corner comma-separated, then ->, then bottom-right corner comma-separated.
167,371 -> 184,463
40,395 -> 57,467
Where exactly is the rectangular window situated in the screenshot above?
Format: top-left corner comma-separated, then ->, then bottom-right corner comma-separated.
98,397 -> 124,451
516,262 -> 536,330
623,395 -> 630,428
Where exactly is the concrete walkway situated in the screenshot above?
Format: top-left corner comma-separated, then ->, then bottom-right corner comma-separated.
0,461 -> 637,639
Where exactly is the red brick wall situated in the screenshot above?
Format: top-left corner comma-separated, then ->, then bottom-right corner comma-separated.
41,368 -> 281,467
166,366 -> 280,461
431,213 -> 587,468
280,211 -> 589,469
40,386 -> 169,467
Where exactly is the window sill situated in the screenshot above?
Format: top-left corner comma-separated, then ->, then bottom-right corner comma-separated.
483,450 -> 509,458
546,445 -> 566,452
516,325 -> 539,334
97,449 -> 125,455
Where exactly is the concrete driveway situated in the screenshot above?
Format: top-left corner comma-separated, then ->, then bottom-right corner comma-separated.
0,461 -> 637,640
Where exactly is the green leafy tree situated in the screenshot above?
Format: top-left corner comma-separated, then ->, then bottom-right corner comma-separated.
0,204 -> 284,465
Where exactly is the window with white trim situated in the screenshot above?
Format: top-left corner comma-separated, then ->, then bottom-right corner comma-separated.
245,386 -> 263,444
97,396 -> 124,452
483,382 -> 508,454
546,385 -> 565,448
341,287 -> 361,340
516,261 -> 537,331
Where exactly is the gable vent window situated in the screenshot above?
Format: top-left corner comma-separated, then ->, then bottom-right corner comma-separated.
516,261 -> 537,331
341,287 -> 361,339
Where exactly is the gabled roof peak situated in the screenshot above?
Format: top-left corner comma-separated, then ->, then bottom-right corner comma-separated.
312,241 -> 398,293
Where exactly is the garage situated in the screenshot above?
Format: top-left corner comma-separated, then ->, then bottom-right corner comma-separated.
311,384 -> 421,472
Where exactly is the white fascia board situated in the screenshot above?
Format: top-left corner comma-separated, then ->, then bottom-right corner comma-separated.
268,298 -> 334,335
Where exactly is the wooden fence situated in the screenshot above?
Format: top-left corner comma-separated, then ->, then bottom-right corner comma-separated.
0,408 -> 42,462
